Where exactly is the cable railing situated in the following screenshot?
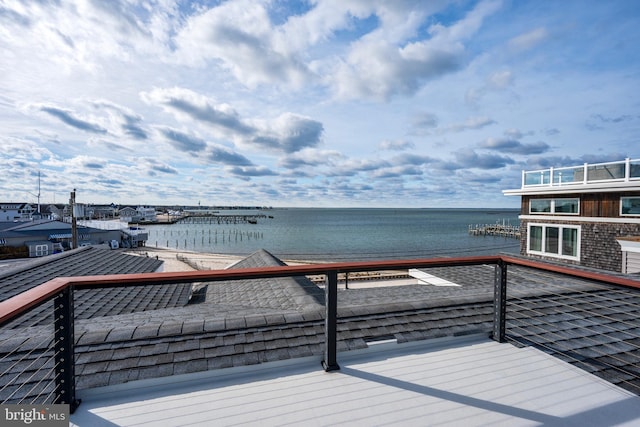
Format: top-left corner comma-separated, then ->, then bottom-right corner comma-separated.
1,255 -> 640,413
501,267 -> 640,394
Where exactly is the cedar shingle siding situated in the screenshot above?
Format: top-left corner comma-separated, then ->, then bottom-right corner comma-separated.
521,194 -> 640,272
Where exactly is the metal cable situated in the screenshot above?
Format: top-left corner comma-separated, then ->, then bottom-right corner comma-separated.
0,342 -> 59,401
0,333 -> 56,388
23,358 -> 59,405
507,278 -> 640,338
507,295 -> 640,354
37,372 -> 61,405
506,297 -> 640,385
506,316 -> 640,378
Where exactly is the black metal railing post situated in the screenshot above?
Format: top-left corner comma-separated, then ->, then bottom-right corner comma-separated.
492,260 -> 507,343
54,286 -> 81,412
322,270 -> 340,371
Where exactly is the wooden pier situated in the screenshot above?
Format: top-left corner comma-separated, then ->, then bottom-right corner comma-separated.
146,213 -> 268,225
175,214 -> 267,225
468,223 -> 520,239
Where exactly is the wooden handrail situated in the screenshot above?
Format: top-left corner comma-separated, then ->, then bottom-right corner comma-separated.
0,255 -> 502,326
501,255 -> 640,290
0,277 -> 69,326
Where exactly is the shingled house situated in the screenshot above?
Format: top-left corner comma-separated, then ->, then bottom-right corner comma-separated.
503,158 -> 640,273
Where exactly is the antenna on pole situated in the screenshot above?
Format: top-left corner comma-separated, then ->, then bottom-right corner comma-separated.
70,189 -> 78,250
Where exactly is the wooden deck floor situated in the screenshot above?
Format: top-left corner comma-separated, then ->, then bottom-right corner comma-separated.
71,336 -> 640,426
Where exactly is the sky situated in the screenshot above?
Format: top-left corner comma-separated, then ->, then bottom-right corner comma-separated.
1,0 -> 639,208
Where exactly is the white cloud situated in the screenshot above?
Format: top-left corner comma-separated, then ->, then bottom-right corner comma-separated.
141,87 -> 254,136
66,155 -> 108,170
0,0 -> 637,207
508,27 -> 548,52
0,136 -> 52,162
327,1 -> 503,101
142,87 -> 323,154
27,103 -> 108,134
487,70 -> 513,89
279,148 -> 343,170
174,0 -> 310,88
379,140 -> 415,151
465,70 -> 514,105
439,116 -> 496,134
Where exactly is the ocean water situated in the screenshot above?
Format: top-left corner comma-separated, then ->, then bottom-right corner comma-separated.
145,208 -> 521,262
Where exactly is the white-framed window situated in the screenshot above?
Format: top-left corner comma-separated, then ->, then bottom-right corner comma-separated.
530,199 -> 551,213
527,223 -> 580,261
35,244 -> 49,257
530,198 -> 579,215
621,197 -> 640,216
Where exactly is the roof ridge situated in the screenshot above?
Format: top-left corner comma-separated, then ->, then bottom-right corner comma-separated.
201,249 -> 325,311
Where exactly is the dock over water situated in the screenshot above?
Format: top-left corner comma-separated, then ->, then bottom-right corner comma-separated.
150,213 -> 267,225
175,214 -> 267,225
468,223 -> 520,239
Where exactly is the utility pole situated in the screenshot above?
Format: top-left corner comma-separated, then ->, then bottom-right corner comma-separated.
70,189 -> 78,249
36,171 -> 41,215
28,171 -> 41,218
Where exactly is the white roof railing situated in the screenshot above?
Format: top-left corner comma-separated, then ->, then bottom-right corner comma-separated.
521,157 -> 640,188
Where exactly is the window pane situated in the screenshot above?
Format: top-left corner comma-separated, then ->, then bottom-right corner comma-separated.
588,164 -> 624,180
545,227 -> 559,254
530,226 -> 542,251
525,171 -> 550,185
555,199 -> 579,214
562,228 -> 578,257
622,197 -> 640,215
530,200 -> 551,213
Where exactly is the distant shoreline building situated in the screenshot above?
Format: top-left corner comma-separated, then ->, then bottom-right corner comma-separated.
503,158 -> 640,273
0,203 -> 38,222
118,206 -> 158,223
0,219 -> 148,258
1,201 -> 119,223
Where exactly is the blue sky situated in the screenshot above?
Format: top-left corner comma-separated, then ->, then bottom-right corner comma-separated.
1,0 -> 638,208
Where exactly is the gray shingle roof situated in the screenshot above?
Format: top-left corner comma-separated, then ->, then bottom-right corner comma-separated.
196,249 -> 324,311
0,246 -> 163,300
0,246 -> 190,327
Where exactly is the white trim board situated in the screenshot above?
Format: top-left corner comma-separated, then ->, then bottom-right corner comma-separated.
520,215 -> 640,224
409,269 -> 460,286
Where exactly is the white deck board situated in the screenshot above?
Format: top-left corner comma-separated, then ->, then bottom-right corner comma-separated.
71,336 -> 640,426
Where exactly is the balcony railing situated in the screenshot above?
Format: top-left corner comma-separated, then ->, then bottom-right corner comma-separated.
1,255 -> 639,413
522,158 -> 640,188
